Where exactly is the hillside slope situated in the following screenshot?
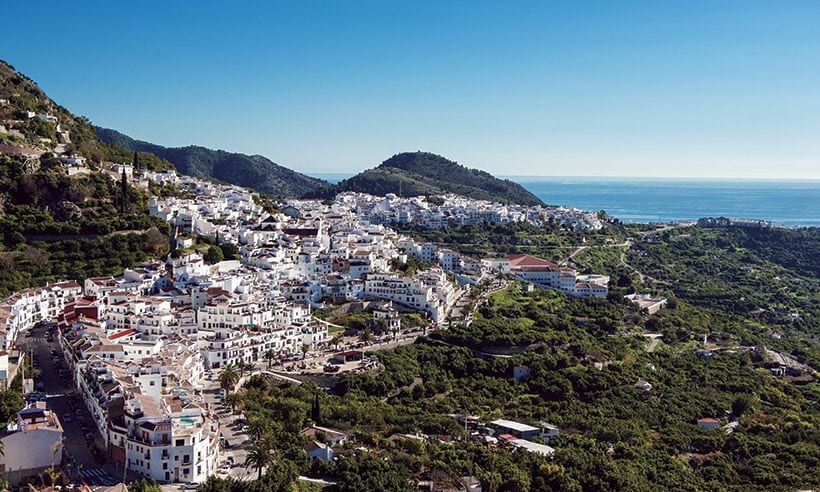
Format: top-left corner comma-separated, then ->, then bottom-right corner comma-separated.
96,127 -> 328,197
310,152 -> 544,206
0,60 -> 170,294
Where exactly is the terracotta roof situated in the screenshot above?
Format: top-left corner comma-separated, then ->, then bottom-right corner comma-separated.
109,329 -> 138,340
508,254 -> 560,271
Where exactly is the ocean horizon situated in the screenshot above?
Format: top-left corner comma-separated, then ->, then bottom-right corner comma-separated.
308,173 -> 820,227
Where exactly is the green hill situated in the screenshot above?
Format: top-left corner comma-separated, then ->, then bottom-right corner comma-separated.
0,59 -> 172,295
310,152 -> 544,206
95,127 -> 329,197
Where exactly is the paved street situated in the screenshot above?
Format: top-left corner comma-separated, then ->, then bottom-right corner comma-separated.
15,323 -> 133,487
199,380 -> 257,480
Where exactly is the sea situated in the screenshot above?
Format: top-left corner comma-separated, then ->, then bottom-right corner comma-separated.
309,174 -> 820,227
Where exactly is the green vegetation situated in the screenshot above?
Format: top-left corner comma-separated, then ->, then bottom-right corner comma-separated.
628,226 -> 820,366
128,479 -> 162,492
310,151 -> 544,206
393,221 -> 624,262
1,60 -> 172,172
96,126 -> 329,197
0,390 -> 23,426
0,234 -> 165,296
0,153 -> 170,295
221,224 -> 818,491
0,60 -> 177,294
223,294 -> 819,491
390,256 -> 433,276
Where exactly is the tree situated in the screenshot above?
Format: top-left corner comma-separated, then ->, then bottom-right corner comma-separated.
359,328 -> 373,344
133,150 -> 142,173
205,245 -> 224,263
129,479 -> 162,492
264,349 -> 277,370
245,441 -> 275,480
43,441 -> 63,488
0,391 -> 23,425
22,245 -> 49,269
224,392 -> 244,414
218,365 -> 240,392
219,241 -> 240,260
731,395 -> 753,418
311,392 -> 321,425
120,164 -> 129,215
144,227 -> 169,256
246,417 -> 270,442
258,459 -> 299,492
301,344 -> 310,359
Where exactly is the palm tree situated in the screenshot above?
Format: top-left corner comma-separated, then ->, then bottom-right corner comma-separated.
245,441 -> 275,480
224,391 -> 244,414
247,417 -> 270,441
42,441 -> 62,488
359,328 -> 373,344
218,364 -> 240,392
264,349 -> 277,370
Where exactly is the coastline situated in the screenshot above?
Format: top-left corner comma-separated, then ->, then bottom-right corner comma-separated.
308,174 -> 820,228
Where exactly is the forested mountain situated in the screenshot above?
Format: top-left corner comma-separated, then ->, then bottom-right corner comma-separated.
95,127 -> 329,197
308,151 -> 545,206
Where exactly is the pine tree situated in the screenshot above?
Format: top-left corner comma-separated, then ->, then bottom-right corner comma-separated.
120,165 -> 128,214
311,392 -> 321,424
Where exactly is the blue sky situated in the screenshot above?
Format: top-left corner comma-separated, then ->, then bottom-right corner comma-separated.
3,1 -> 819,178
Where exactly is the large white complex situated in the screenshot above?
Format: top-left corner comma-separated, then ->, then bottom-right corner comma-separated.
508,254 -> 609,298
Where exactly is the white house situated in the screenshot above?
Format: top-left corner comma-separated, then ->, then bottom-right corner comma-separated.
0,402 -> 64,485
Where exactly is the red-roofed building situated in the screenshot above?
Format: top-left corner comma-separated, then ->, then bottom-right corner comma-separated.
508,254 -> 564,286
108,329 -> 138,342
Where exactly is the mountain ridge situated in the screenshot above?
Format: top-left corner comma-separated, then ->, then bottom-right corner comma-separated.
95,127 -> 328,197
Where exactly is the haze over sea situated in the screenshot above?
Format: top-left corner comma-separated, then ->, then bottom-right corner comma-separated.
310,174 -> 820,227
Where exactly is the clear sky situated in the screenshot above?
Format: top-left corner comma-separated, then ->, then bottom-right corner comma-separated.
3,1 -> 819,178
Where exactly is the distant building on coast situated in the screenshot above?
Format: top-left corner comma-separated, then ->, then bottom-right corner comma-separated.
697,217 -> 771,229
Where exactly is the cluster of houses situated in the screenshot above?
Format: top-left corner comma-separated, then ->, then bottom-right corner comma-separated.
0,170 -> 616,484
335,192 -> 604,231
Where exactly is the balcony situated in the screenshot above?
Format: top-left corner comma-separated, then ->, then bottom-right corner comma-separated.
132,435 -> 172,446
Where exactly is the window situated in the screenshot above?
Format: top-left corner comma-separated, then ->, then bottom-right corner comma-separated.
176,439 -> 184,446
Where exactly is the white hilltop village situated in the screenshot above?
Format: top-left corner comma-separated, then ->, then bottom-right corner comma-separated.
0,169 -> 610,486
